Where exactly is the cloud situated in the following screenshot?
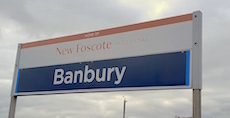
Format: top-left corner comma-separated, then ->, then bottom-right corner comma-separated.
118,0 -> 174,20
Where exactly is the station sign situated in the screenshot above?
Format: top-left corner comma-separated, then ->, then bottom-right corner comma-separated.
11,11 -> 202,96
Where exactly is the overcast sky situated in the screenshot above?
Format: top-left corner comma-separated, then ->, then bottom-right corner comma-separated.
0,0 -> 230,118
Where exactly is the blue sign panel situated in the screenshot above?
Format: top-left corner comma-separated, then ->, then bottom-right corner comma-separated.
16,51 -> 190,94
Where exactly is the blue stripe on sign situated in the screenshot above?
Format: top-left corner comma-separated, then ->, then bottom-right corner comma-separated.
15,69 -> 20,93
185,50 -> 190,86
17,51 -> 188,93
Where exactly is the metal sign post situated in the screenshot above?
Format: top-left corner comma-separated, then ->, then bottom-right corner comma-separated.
9,44 -> 21,118
123,97 -> 127,118
193,89 -> 201,118
192,11 -> 202,118
8,96 -> 17,118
